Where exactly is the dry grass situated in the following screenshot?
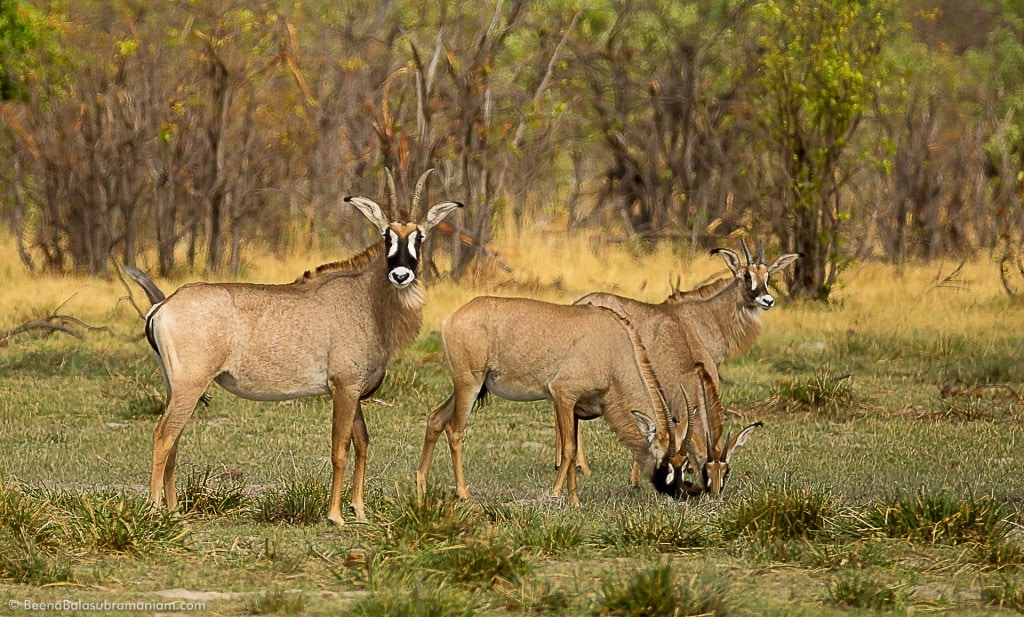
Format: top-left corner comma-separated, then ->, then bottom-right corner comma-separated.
2,229 -> 1013,343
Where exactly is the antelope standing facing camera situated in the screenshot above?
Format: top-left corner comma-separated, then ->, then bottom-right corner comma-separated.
415,298 -> 684,505
569,239 -> 797,494
144,170 -> 462,526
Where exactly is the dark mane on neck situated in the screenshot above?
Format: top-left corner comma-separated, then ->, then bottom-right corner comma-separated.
664,275 -> 733,303
295,242 -> 384,283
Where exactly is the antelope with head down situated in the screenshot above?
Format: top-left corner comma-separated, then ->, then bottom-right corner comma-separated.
144,170 -> 462,526
570,239 -> 798,495
415,297 -> 685,505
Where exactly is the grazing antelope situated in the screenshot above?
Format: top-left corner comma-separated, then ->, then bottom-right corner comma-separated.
144,170 -> 462,526
680,363 -> 763,497
415,298 -> 685,505
569,239 -> 797,494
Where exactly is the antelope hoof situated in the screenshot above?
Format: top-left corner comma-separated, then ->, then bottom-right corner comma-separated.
578,463 -> 592,477
327,511 -> 345,528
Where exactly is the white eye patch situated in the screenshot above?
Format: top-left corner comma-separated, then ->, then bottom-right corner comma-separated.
386,229 -> 399,257
409,230 -> 422,259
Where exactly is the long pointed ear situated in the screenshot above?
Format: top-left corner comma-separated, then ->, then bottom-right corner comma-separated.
710,248 -> 742,276
345,196 -> 390,234
724,421 -> 763,463
421,201 -> 464,234
632,411 -> 657,444
767,252 -> 802,275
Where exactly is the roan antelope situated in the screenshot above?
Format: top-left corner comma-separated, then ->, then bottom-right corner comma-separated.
415,297 -> 684,505
143,170 -> 462,526
570,239 -> 798,495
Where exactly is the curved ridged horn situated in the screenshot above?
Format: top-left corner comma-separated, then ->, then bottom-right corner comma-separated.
384,168 -> 399,213
758,240 -> 766,265
411,168 -> 434,217
705,428 -> 713,463
740,237 -> 753,265
679,384 -> 696,452
720,431 -> 730,463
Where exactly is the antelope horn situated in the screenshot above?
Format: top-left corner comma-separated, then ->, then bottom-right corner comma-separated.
411,168 -> 434,217
679,384 -> 696,451
740,237 -> 753,265
720,431 -> 730,463
758,240 -> 766,265
704,427 -> 713,463
384,168 -> 399,214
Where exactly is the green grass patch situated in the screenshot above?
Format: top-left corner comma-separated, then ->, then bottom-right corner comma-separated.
245,588 -> 306,615
770,366 -> 854,413
179,467 -> 250,517
348,586 -> 477,617
720,482 -> 840,541
48,489 -> 189,554
597,563 -> 732,616
0,530 -> 72,584
865,492 -> 1012,545
255,475 -> 330,525
983,572 -> 1024,611
823,571 -> 913,611
596,508 -> 716,552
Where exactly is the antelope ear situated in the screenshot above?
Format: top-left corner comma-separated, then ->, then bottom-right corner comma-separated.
724,421 -> 764,463
346,196 -> 390,234
632,411 -> 658,444
767,253 -> 802,275
421,201 -> 464,234
710,248 -> 743,276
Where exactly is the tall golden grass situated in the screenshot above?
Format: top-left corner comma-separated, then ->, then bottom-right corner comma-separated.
0,228 -> 1015,342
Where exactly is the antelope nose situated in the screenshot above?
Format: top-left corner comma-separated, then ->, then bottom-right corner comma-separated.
389,268 -> 413,286
757,295 -> 775,310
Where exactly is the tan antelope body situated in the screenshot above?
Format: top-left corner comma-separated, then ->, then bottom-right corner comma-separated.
145,170 -> 462,526
572,240 -> 800,495
415,296 -> 683,504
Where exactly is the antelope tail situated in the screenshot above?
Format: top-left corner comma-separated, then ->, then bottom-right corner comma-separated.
122,264 -> 167,305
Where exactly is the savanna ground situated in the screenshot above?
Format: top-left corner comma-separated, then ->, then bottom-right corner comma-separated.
1,226 -> 1024,616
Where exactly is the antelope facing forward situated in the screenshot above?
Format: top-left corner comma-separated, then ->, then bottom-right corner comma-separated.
415,297 -> 684,505
571,239 -> 799,495
145,170 -> 462,526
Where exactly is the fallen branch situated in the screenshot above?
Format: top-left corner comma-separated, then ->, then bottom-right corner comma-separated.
928,259 -> 969,292
0,296 -> 115,347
